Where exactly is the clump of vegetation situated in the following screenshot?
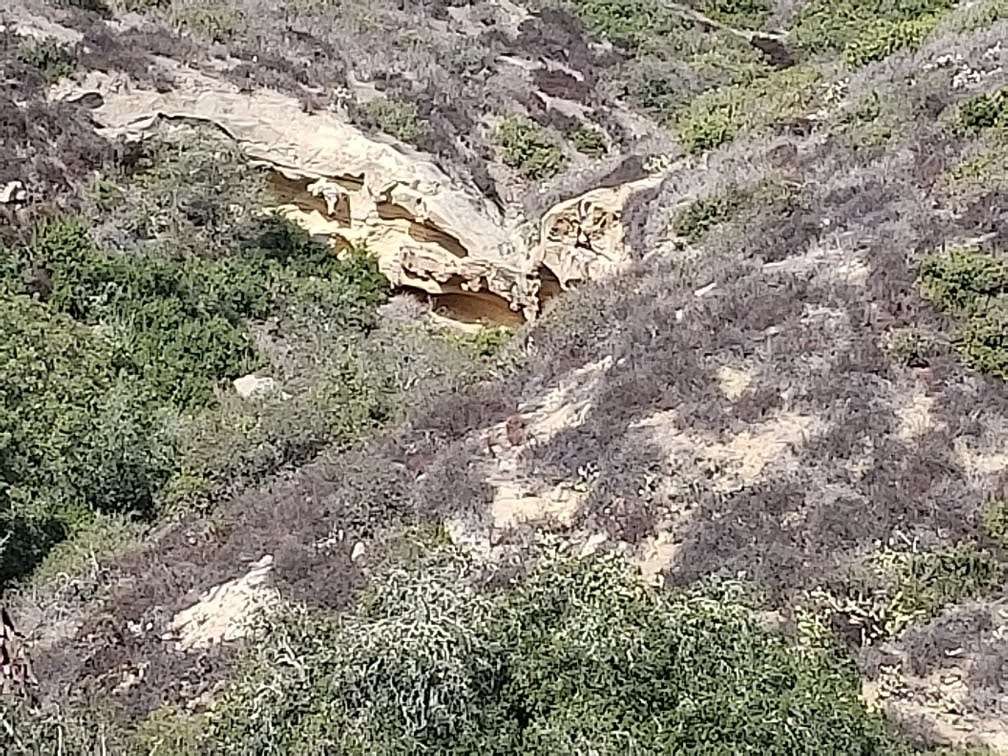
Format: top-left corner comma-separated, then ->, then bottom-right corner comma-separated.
882,326 -> 942,368
6,217 -> 385,409
168,0 -> 246,43
567,0 -> 684,52
697,0 -> 772,29
919,246 -> 1008,378
495,117 -> 568,180
942,142 -> 1008,202
16,38 -> 76,83
675,66 -> 822,152
357,98 -> 427,144
88,127 -> 267,259
843,15 -> 942,66
794,0 -> 955,65
810,544 -> 1006,644
919,246 -> 1008,313
957,88 -> 1008,133
0,293 -> 174,584
982,498 -> 1008,548
0,205 -> 390,578
568,124 -> 608,157
672,186 -> 749,241
444,325 -> 513,361
203,550 -> 899,753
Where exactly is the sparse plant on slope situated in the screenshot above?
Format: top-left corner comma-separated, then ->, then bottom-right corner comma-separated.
495,117 -> 568,180
957,88 -> 1008,133
16,39 -> 76,83
919,246 -> 1008,378
675,65 -> 822,152
982,498 -> 1008,548
568,124 -> 608,157
355,98 -> 428,144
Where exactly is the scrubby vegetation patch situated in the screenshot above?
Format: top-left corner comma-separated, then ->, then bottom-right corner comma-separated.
204,550 -> 899,754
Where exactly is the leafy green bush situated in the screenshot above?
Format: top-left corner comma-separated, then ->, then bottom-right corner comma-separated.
959,303 -> 1008,379
876,545 -> 1005,630
205,550 -> 900,753
357,98 -> 427,144
495,117 -> 568,180
443,325 -> 513,361
0,203 -> 392,576
675,66 -> 822,153
672,186 -> 749,241
843,14 -> 941,66
957,88 -> 1008,133
794,0 -> 954,63
697,0 -> 771,28
568,0 -> 684,51
16,39 -> 76,83
807,544 -> 1006,644
919,246 -> 1008,314
919,246 -> 1008,378
982,498 -> 1008,548
568,124 -> 608,157
0,293 -> 175,584
7,216 -> 389,409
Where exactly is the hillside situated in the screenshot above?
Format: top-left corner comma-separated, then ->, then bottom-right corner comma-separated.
1,0 -> 1008,751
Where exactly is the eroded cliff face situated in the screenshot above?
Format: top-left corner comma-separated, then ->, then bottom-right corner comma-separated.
53,64 -> 662,324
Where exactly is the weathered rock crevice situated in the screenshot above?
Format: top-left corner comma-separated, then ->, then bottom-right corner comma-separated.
52,62 -> 665,325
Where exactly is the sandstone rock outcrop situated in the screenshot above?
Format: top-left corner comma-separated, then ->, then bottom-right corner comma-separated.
53,64 -> 661,323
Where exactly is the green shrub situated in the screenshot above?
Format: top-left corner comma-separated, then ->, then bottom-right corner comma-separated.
843,14 -> 941,67
878,545 -> 1005,628
697,0 -> 771,29
942,141 -> 1008,201
567,0 -> 684,51
358,98 -> 427,144
0,293 -> 175,584
672,186 -> 749,241
675,66 -> 822,153
815,544 -> 1007,643
957,88 -> 1008,133
7,216 -> 389,410
918,246 -> 1008,378
444,325 -> 513,360
16,39 -> 76,83
959,303 -> 1008,379
495,117 -> 568,180
206,550 -> 901,753
982,498 -> 1008,548
568,124 -> 608,157
794,0 -> 954,62
919,246 -> 1008,314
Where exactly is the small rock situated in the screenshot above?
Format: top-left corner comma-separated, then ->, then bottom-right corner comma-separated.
233,374 -> 278,399
579,532 -> 607,557
350,542 -> 366,562
0,181 -> 27,205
